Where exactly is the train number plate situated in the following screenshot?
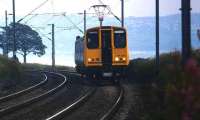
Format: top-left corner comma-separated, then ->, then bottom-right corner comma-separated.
103,72 -> 113,77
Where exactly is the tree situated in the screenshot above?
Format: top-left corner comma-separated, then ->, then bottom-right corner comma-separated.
3,23 -> 46,63
0,32 -> 7,56
198,29 -> 200,41
0,34 -> 3,48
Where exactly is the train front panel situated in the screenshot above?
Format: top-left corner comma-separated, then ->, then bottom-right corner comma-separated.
83,26 -> 129,77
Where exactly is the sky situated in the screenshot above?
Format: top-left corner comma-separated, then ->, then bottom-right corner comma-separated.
0,0 -> 200,18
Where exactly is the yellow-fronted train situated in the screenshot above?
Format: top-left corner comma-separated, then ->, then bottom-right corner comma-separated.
75,26 -> 129,81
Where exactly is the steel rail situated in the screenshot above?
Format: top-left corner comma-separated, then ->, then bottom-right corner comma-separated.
46,84 -> 123,120
0,73 -> 48,103
45,88 -> 96,120
0,72 -> 67,117
100,85 -> 124,120
58,70 -> 81,77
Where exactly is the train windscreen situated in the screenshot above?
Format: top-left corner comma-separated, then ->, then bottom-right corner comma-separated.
114,30 -> 126,48
87,31 -> 99,49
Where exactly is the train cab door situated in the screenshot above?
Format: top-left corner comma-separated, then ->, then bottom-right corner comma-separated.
101,29 -> 112,68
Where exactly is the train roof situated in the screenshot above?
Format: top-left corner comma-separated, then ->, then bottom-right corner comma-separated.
86,26 -> 126,31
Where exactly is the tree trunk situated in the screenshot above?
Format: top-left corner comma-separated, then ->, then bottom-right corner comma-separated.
23,52 -> 27,64
2,43 -> 8,57
2,46 -> 6,56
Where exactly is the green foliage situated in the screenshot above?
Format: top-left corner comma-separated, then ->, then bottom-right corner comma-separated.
192,49 -> 200,61
0,55 -> 22,81
127,58 -> 155,83
0,23 -> 46,63
0,34 -> 3,48
157,51 -> 200,120
128,50 -> 200,120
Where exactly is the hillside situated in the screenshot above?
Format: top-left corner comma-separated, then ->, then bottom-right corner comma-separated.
125,14 -> 200,52
0,55 -> 21,80
0,55 -> 23,93
1,13 -> 200,65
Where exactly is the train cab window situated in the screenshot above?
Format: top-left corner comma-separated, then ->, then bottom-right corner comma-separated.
114,30 -> 126,48
87,31 -> 99,49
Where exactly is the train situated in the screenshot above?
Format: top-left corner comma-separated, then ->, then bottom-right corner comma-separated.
75,26 -> 129,80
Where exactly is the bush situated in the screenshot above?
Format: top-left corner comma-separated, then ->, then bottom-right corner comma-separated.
128,50 -> 200,120
155,50 -> 200,120
0,55 -> 22,88
127,58 -> 155,83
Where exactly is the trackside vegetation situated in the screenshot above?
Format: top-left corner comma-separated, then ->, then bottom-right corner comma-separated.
0,55 -> 72,96
127,49 -> 200,120
0,55 -> 22,89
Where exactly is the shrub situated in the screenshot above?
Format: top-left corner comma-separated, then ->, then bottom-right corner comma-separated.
128,50 -> 200,120
127,58 -> 155,83
158,51 -> 200,120
0,55 -> 22,88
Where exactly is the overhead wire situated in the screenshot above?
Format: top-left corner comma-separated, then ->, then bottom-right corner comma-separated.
53,15 -> 95,33
28,12 -> 92,37
97,0 -> 121,22
17,0 -> 51,23
40,12 -> 66,26
51,0 -> 55,13
33,27 -> 52,41
16,0 -> 99,36
62,14 -> 84,34
24,14 -> 39,24
22,12 -> 66,16
40,15 -> 56,25
23,12 -> 67,24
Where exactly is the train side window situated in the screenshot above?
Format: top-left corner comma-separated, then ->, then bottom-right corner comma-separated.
114,30 -> 126,48
87,31 -> 99,49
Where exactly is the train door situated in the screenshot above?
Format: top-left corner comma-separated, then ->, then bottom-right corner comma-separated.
101,29 -> 112,67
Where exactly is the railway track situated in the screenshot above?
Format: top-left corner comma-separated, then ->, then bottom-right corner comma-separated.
100,85 -> 124,120
0,70 -> 124,120
0,72 -> 67,117
0,71 -> 93,120
58,70 -> 81,77
46,88 -> 96,120
46,83 -> 124,120
0,73 -> 47,103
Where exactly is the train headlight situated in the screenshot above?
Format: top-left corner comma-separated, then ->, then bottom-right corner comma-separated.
115,57 -> 119,61
123,57 -> 126,61
88,58 -> 92,62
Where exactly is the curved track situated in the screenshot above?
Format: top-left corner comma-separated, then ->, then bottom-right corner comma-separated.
46,88 -> 96,120
100,85 -> 124,120
0,73 -> 47,102
45,82 -> 124,120
0,72 -> 67,117
0,71 -> 93,120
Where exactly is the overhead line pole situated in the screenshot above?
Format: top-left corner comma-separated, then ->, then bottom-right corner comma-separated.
121,0 -> 124,27
12,0 -> 17,60
51,24 -> 55,69
156,0 -> 160,74
5,10 -> 8,57
181,0 -> 191,66
5,11 -> 8,30
84,10 -> 86,34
